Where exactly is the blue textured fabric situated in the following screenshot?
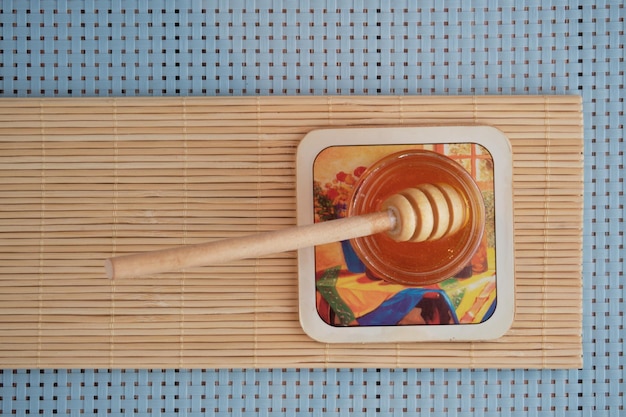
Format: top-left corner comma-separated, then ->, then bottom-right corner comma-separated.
1,0 -> 624,415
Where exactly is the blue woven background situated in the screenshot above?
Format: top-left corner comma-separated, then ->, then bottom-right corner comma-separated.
0,0 -> 623,415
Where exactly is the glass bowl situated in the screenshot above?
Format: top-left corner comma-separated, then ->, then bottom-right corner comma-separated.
347,149 -> 486,286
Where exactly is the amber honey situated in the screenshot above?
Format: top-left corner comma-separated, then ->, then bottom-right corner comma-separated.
347,149 -> 485,286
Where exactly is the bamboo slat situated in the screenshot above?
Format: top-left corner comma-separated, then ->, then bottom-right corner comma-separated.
0,96 -> 583,369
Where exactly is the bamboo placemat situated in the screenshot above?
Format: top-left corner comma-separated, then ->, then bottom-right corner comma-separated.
0,96 -> 583,369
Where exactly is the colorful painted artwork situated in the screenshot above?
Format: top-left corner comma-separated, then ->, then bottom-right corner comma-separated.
312,143 -> 497,327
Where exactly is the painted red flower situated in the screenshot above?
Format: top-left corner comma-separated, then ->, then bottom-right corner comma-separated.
326,188 -> 339,200
353,166 -> 367,177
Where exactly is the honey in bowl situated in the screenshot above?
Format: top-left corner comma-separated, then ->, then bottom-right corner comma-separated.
347,149 -> 486,286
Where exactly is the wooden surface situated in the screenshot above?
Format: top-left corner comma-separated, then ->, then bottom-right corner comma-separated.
0,96 -> 583,368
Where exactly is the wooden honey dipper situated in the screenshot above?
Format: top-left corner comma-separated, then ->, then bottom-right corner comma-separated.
105,183 -> 467,279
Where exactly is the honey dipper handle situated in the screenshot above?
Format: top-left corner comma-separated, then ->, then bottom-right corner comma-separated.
105,211 -> 394,279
